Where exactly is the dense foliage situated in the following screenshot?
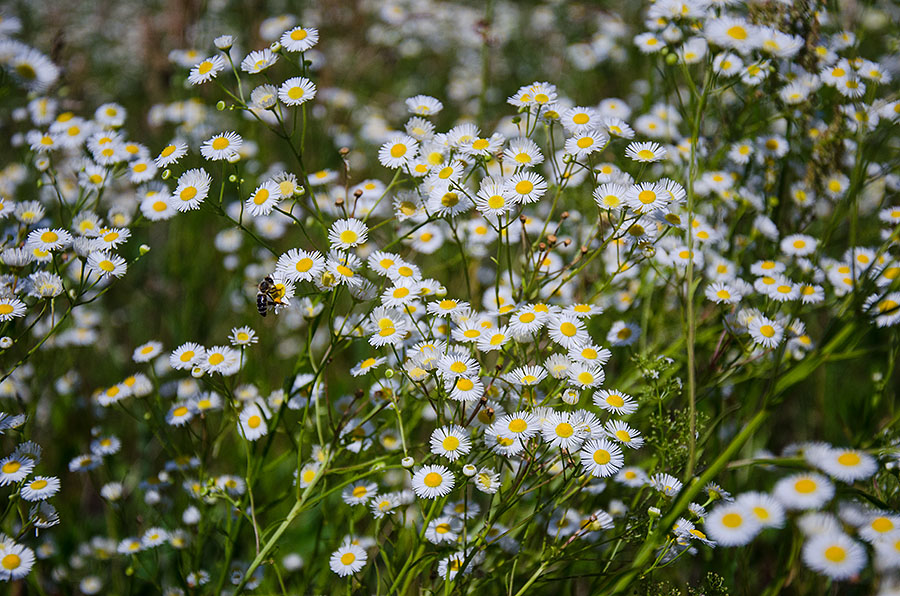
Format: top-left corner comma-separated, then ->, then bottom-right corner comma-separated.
0,0 -> 899,594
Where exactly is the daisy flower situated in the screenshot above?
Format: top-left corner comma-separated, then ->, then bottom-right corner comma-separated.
238,404 -> 268,441
705,281 -> 743,305
378,134 -> 418,169
87,251 -> 127,278
275,248 -> 326,283
173,168 -> 212,211
736,492 -> 785,529
153,141 -> 188,168
199,345 -> 241,375
0,540 -> 35,581
748,316 -> 784,349
370,493 -> 402,519
200,131 -> 242,161
495,411 -> 540,441
26,227 -> 72,252
187,55 -> 225,85
503,137 -> 543,167
567,362 -> 604,389
94,227 -> 130,250
430,425 -> 471,462
0,455 -> 34,486
547,314 -> 588,349
624,181 -> 668,213
229,326 -> 258,347
773,473 -> 835,510
607,321 -> 640,346
166,403 -> 194,426
651,473 -> 683,497
506,365 -> 547,387
329,542 -> 367,577
342,481 -> 377,505
805,445 -> 878,483
580,438 -> 624,477
802,532 -> 867,580
447,375 -> 484,402
505,171 -> 547,204
412,465 -> 455,499
593,183 -> 628,210
405,95 -> 443,116
560,106 -> 601,133
245,180 -> 281,217
605,419 -> 644,449
141,194 -> 177,221
634,32 -> 664,54
704,502 -> 761,546
477,326 -> 510,352
594,389 -> 638,415
133,341 -> 163,362
474,177 -> 513,216
542,411 -> 586,450
564,130 -> 609,157
426,517 -> 462,545
329,218 -> 368,249
705,17 -> 761,54
278,77 -> 316,106
170,342 -> 204,370
280,26 -> 319,52
240,48 -> 277,74
859,514 -> 900,543
625,141 -> 667,163
0,297 -> 27,322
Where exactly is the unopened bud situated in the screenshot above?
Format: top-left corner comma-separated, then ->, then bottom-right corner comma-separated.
216,100 -> 226,111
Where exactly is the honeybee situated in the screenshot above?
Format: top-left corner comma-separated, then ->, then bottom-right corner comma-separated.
256,275 -> 286,317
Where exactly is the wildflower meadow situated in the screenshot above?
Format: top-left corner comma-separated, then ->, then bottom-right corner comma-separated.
1,0 -> 899,593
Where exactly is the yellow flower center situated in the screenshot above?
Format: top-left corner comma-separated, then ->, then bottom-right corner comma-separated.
556,423 -> 574,438
638,190 -> 657,204
794,478 -> 816,493
727,25 -> 747,40
253,188 -> 270,205
837,452 -> 861,466
721,513 -> 743,528
593,450 -> 611,465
